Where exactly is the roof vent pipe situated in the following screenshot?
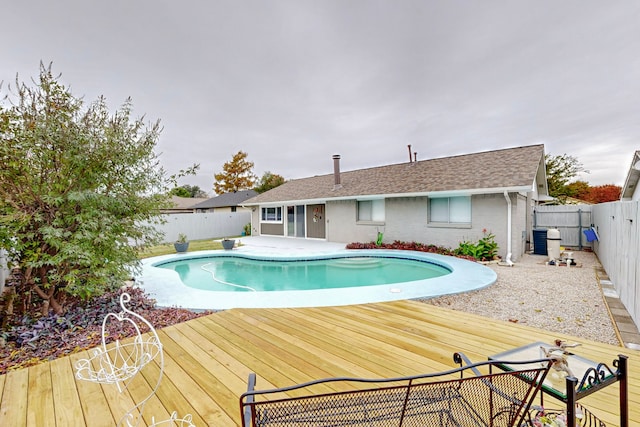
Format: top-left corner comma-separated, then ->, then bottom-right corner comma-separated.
332,154 -> 342,189
407,145 -> 412,163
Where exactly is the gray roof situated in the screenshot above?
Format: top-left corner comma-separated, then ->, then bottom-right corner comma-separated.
244,145 -> 546,205
192,190 -> 258,209
166,196 -> 208,210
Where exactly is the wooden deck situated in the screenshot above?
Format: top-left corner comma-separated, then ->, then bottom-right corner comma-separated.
0,300 -> 638,426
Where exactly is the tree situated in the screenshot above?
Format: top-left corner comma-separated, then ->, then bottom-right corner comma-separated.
585,184 -> 621,203
0,64 -> 195,314
213,150 -> 256,194
545,154 -> 587,200
565,180 -> 591,200
169,184 -> 208,198
169,186 -> 191,197
254,171 -> 286,194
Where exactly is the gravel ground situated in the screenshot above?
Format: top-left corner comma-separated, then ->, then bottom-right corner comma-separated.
421,251 -> 620,345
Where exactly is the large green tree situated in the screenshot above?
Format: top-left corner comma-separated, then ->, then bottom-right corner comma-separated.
169,184 -> 208,198
0,64 -> 192,314
254,171 -> 286,194
213,150 -> 256,194
545,154 -> 587,201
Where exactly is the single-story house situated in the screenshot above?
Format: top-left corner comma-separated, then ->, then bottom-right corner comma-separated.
621,150 -> 640,201
160,196 -> 208,214
242,145 -> 549,262
192,190 -> 258,213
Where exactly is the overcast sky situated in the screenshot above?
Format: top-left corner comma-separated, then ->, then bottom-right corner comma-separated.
3,1 -> 639,195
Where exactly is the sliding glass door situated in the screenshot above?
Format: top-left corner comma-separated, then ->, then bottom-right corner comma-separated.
287,205 -> 306,237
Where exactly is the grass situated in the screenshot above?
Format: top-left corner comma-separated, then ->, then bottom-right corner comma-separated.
137,236 -> 243,258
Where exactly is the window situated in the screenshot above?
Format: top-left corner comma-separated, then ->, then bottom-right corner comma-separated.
231,206 -> 237,213
357,199 -> 385,222
261,206 -> 282,222
429,196 -> 471,224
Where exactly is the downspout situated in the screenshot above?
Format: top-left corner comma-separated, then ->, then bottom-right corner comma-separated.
503,191 -> 514,266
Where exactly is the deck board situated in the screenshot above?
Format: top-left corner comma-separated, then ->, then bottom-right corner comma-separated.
27,361 -> 56,427
0,300 -> 638,426
2,367 -> 28,426
49,356 -> 85,427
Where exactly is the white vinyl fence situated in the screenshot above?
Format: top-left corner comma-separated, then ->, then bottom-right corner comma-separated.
532,205 -> 593,250
0,212 -> 252,292
156,211 -> 251,243
592,201 -> 640,327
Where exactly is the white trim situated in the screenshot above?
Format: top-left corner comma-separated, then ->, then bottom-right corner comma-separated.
260,206 -> 283,223
242,185 -> 534,207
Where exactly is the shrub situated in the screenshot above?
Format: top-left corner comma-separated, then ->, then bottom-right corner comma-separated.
345,240 -> 476,261
454,229 -> 499,261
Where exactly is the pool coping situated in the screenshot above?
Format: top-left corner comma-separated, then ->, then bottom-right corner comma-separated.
136,248 -> 497,311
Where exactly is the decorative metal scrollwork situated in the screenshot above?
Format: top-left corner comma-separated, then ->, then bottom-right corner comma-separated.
75,292 -> 195,426
578,362 -> 615,391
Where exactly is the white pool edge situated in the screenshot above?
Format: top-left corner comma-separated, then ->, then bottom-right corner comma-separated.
136,248 -> 497,311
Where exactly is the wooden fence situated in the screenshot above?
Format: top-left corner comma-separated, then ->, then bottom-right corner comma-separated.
592,201 -> 640,327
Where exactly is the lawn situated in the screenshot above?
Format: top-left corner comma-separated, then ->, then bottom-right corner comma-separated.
137,236 -> 242,258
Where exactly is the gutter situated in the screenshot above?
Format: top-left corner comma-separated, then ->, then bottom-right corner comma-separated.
242,185 -> 535,207
503,191 -> 514,266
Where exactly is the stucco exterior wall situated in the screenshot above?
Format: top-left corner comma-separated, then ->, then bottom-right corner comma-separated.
325,194 -> 522,261
325,200 -> 376,243
250,209 -> 260,236
255,192 -> 531,262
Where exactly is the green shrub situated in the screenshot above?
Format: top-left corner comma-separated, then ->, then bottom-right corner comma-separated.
455,229 -> 499,261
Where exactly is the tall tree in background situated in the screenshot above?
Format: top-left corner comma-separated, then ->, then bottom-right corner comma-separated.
0,64 -> 196,314
213,150 -> 256,194
169,184 -> 208,198
254,171 -> 286,194
545,154 -> 587,201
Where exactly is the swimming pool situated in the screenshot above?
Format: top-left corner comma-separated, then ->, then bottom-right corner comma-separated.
156,255 -> 451,292
137,247 -> 497,310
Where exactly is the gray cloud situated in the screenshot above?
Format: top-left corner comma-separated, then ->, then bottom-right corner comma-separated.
3,0 -> 639,193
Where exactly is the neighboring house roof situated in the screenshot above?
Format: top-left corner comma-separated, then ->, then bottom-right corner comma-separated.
160,196 -> 208,213
621,150 -> 640,201
244,145 -> 547,205
192,190 -> 258,209
540,196 -> 593,206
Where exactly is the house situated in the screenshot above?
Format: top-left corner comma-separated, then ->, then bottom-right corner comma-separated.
242,145 -> 549,262
620,150 -> 640,201
192,190 -> 258,213
160,196 -> 208,214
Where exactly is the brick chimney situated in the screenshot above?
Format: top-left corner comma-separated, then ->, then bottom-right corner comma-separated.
332,154 -> 342,190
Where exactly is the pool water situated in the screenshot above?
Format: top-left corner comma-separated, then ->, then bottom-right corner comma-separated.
157,256 -> 451,292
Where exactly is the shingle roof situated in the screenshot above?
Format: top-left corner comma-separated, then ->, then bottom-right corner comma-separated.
244,145 -> 545,205
168,196 -> 208,209
192,190 -> 258,209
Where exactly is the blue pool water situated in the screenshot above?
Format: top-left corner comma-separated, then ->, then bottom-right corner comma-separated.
156,256 -> 451,292
138,247 -> 497,310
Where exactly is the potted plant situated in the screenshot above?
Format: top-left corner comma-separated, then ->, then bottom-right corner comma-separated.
243,223 -> 251,236
174,233 -> 189,253
221,238 -> 235,250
